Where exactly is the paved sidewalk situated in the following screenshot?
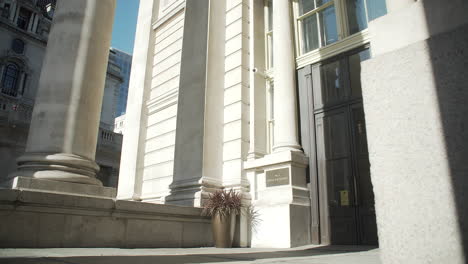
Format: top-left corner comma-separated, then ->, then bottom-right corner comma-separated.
0,245 -> 380,264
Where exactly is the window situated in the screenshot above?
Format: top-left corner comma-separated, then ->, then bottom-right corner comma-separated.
312,48 -> 370,109
346,0 -> 387,35
17,8 -> 32,30
2,64 -> 20,97
12,39 -> 25,54
267,81 -> 274,153
296,0 -> 387,56
2,4 -> 10,18
298,0 -> 339,54
265,0 -> 273,69
348,49 -> 370,97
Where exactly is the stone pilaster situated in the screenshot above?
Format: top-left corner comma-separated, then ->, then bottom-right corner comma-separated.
247,0 -> 267,160
167,0 -> 224,207
117,0 -> 157,201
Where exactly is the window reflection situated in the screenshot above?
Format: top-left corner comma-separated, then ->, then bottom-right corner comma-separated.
319,5 -> 338,46
346,0 -> 387,36
299,0 -> 315,15
349,49 -> 370,97
302,14 -> 319,53
321,60 -> 345,104
299,0 -> 338,54
347,0 -> 367,35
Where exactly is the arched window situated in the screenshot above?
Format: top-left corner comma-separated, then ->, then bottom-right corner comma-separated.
2,64 -> 20,97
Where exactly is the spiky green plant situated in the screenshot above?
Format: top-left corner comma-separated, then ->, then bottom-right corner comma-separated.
202,189 -> 242,217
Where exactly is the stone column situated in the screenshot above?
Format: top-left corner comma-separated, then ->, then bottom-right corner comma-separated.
17,72 -> 26,95
32,13 -> 39,33
0,64 -> 5,79
272,0 -> 301,152
7,0 -> 116,194
27,13 -> 35,32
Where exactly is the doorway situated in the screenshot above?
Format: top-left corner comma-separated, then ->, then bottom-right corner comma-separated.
298,47 -> 378,245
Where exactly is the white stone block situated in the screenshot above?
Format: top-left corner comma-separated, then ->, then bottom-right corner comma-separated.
226,0 -> 244,12
225,50 -> 249,72
145,117 -> 177,140
224,84 -> 243,106
141,176 -> 173,197
223,139 -> 243,161
142,161 -> 174,181
147,104 -> 178,126
143,146 -> 175,167
225,34 -> 243,56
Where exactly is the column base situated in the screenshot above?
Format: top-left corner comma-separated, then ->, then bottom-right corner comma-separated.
245,150 -> 311,248
166,177 -> 222,207
2,176 -> 116,198
272,143 -> 302,153
12,153 -> 102,186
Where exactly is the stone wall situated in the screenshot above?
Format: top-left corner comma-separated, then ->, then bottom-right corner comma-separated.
361,0 -> 468,262
0,189 -> 212,248
140,7 -> 185,202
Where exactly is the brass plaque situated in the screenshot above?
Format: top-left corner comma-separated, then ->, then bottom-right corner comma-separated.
340,190 -> 350,206
265,168 -> 290,187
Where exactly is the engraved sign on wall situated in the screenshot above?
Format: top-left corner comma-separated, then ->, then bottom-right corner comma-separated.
265,168 -> 290,187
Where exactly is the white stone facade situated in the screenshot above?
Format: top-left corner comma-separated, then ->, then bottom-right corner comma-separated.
119,0 -> 382,248
119,0 -> 468,256
1,1 -> 467,262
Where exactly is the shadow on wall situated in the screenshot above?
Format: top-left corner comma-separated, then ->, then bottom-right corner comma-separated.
423,0 -> 468,256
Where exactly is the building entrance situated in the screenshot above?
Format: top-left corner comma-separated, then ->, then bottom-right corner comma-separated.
315,103 -> 377,245
298,47 -> 378,245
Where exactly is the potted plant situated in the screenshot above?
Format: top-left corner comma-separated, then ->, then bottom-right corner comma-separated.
203,189 -> 242,248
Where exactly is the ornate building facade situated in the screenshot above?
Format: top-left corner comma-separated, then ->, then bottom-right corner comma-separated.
0,0 -> 55,179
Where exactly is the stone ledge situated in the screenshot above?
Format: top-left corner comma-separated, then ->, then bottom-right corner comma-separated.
0,189 -> 212,248
7,176 -> 116,198
244,150 -> 309,171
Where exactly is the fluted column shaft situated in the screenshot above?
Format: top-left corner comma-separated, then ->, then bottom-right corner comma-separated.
272,0 -> 301,152
14,0 -> 116,185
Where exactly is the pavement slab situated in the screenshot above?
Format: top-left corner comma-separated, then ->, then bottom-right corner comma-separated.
0,245 -> 381,264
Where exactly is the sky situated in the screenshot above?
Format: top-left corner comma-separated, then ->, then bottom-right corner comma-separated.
111,0 -> 140,54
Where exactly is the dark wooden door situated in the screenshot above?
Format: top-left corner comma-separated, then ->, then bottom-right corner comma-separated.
349,104 -> 378,245
298,47 -> 377,245
316,107 -> 358,245
315,103 -> 377,245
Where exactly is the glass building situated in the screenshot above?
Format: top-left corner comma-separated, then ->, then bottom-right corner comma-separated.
110,47 -> 132,116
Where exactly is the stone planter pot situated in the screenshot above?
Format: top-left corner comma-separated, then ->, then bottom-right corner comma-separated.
211,213 -> 236,248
